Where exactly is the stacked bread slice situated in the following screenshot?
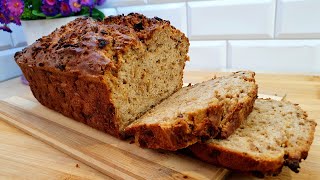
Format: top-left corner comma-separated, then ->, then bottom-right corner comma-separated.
126,71 -> 258,150
189,98 -> 316,176
125,71 -> 316,177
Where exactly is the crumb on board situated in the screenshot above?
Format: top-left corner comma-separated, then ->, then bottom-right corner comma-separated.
76,164 -> 80,168
129,138 -> 135,144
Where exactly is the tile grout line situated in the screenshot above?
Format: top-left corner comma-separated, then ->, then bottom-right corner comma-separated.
226,41 -> 231,69
273,0 -> 279,39
186,1 -> 190,38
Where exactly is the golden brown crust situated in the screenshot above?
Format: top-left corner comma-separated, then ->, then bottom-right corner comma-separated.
125,104 -> 223,151
20,64 -> 123,138
14,13 -> 178,76
190,99 -> 317,177
14,13 -> 188,138
189,143 -> 284,176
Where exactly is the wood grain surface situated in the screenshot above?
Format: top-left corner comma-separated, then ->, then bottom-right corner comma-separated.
0,96 -> 228,180
0,71 -> 319,179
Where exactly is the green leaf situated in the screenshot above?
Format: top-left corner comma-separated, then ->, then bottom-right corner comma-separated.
91,8 -> 105,20
32,10 -> 46,18
21,0 -> 39,20
47,14 -> 63,19
32,0 -> 42,11
79,6 -> 90,14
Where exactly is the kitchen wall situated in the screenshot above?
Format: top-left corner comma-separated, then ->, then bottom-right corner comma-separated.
1,0 -> 319,81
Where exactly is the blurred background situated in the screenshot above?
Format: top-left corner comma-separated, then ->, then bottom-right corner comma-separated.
1,0 -> 320,82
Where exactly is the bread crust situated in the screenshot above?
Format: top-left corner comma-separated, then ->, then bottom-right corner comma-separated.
190,99 -> 317,177
14,14 -> 185,76
189,142 -> 284,176
20,64 -> 123,137
126,71 -> 258,150
14,13 -> 189,138
126,104 -> 223,151
127,100 -> 256,151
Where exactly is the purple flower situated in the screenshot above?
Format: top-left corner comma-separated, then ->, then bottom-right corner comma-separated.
69,0 -> 81,12
80,0 -> 93,6
0,0 -> 7,11
41,4 -> 60,16
0,0 -> 10,24
7,0 -> 24,16
60,1 -> 72,16
95,0 -> 106,6
0,25 -> 12,33
43,0 -> 57,6
11,16 -> 21,25
0,11 -> 10,24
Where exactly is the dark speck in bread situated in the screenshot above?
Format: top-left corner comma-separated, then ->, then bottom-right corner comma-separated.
62,44 -> 80,48
133,22 -> 144,31
154,17 -> 163,21
177,114 -> 183,118
97,39 -> 108,48
100,30 -> 108,35
56,64 -> 66,71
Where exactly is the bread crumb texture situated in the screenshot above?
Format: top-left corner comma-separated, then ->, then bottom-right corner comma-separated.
126,71 -> 258,150
190,99 -> 317,176
14,13 -> 189,138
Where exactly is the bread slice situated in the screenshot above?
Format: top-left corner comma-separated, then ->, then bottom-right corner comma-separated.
125,71 -> 258,150
14,13 -> 189,138
189,99 -> 317,177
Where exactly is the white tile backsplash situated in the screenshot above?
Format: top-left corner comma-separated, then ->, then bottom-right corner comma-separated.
0,47 -> 23,82
186,41 -> 227,71
99,8 -> 118,16
1,0 -> 320,79
188,0 -> 276,40
9,24 -> 27,48
117,3 -> 188,34
99,0 -> 146,8
0,30 -> 13,51
228,40 -> 320,73
147,0 -> 185,4
276,0 -> 320,38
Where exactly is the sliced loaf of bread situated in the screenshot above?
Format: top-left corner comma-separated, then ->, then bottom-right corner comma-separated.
15,14 -> 189,138
125,71 -> 258,150
189,99 -> 317,177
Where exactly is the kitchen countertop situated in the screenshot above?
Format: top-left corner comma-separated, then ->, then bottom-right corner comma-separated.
0,71 -> 319,179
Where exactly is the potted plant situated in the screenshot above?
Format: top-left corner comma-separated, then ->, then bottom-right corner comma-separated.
0,0 -> 106,44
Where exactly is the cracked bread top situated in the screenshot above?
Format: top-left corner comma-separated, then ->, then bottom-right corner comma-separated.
14,13 -> 187,76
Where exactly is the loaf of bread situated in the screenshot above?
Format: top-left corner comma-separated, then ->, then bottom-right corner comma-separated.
189,99 -> 317,177
126,71 -> 258,150
14,13 -> 189,138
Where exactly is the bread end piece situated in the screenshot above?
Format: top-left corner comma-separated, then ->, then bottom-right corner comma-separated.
190,99 -> 317,177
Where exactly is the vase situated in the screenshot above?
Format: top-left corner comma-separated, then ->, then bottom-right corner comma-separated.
21,16 -> 78,45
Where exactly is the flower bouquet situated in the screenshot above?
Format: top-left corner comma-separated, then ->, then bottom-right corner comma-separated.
0,0 -> 106,33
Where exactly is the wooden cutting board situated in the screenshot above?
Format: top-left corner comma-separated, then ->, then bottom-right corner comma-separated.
0,96 -> 230,180
0,94 -> 283,179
